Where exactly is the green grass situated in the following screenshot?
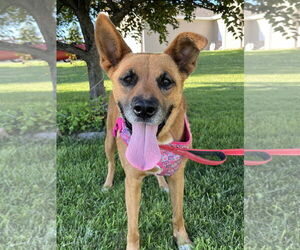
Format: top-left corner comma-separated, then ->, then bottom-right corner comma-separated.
1,49 -> 299,249
0,61 -> 55,134
244,50 -> 300,148
0,61 -> 56,248
244,50 -> 300,249
0,138 -> 56,249
57,50 -> 244,249
57,49 -> 300,249
57,61 -> 110,113
0,61 -> 53,110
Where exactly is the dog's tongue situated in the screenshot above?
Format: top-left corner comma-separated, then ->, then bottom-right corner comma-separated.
126,122 -> 161,171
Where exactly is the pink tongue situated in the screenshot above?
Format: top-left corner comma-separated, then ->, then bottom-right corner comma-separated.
126,122 -> 161,171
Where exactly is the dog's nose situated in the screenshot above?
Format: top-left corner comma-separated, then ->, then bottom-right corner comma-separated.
132,96 -> 159,119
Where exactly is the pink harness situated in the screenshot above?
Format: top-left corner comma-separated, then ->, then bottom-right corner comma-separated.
112,117 -> 192,176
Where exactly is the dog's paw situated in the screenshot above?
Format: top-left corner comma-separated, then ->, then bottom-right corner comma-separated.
101,187 -> 110,192
101,185 -> 113,192
160,186 -> 170,193
174,234 -> 193,250
178,244 -> 192,250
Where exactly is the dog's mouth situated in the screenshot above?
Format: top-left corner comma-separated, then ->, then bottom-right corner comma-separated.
118,102 -> 173,171
124,116 -> 165,136
119,103 -> 173,136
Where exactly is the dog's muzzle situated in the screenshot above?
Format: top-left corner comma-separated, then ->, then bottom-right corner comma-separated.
118,100 -> 173,136
131,96 -> 159,120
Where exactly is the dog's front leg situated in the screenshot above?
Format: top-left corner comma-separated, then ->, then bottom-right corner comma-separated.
125,174 -> 144,250
168,164 -> 192,249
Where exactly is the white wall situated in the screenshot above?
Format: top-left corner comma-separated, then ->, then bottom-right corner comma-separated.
218,19 -> 242,49
123,33 -> 142,53
142,19 -> 217,53
124,14 -> 298,52
142,18 -> 243,53
245,18 -> 298,50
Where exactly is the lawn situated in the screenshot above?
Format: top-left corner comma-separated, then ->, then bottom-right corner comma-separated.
0,61 -> 56,248
244,50 -> 300,249
1,49 -> 299,249
57,50 -> 244,249
0,61 -> 55,134
0,61 -> 53,109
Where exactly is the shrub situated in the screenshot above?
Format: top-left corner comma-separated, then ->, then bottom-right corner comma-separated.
57,97 -> 106,135
0,102 -> 56,135
0,98 -> 106,136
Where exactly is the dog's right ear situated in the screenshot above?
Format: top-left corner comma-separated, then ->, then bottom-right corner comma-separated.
95,13 -> 132,72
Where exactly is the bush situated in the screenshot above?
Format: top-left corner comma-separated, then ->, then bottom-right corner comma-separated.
0,98 -> 106,136
57,98 -> 106,135
0,102 -> 56,135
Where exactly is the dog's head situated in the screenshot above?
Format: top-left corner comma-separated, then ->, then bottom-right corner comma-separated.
95,14 -> 207,138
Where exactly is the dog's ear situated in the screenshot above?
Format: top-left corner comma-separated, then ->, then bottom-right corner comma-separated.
164,32 -> 207,76
95,13 -> 132,72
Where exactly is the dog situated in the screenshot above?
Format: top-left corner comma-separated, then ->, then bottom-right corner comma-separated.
95,13 -> 207,250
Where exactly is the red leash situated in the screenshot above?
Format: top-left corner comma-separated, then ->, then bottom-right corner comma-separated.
159,145 -> 300,166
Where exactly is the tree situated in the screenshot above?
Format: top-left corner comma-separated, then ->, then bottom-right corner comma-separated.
0,0 -> 56,92
246,0 -> 299,45
57,0 -> 244,99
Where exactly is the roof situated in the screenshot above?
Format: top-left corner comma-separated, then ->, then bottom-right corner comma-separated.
177,8 -> 220,20
177,8 -> 264,21
194,8 -> 215,17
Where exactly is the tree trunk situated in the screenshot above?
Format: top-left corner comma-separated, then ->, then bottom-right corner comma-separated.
85,51 -> 106,99
48,60 -> 56,98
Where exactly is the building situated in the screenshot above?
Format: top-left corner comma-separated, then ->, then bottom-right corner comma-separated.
124,8 -> 299,53
244,11 -> 299,50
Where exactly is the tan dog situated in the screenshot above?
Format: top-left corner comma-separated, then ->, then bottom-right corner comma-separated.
95,14 -> 207,250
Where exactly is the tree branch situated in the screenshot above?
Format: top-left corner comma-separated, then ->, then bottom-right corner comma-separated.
56,41 -> 88,60
1,0 -> 56,52
107,0 -> 134,27
58,0 -> 95,50
0,41 -> 50,61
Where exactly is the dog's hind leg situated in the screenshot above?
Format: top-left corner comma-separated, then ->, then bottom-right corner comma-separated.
155,176 -> 169,192
103,128 -> 116,189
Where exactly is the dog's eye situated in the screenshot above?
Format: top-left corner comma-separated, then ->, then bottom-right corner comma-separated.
162,78 -> 172,86
123,76 -> 133,84
120,70 -> 138,87
157,72 -> 175,90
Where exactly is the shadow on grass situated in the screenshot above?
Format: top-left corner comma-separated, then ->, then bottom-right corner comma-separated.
57,91 -> 90,104
0,65 -> 50,84
57,64 -> 109,84
1,91 -> 54,110
196,50 -> 243,75
245,49 -> 300,74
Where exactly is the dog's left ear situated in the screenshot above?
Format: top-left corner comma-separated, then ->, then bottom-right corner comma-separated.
164,32 -> 207,76
95,13 -> 132,72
